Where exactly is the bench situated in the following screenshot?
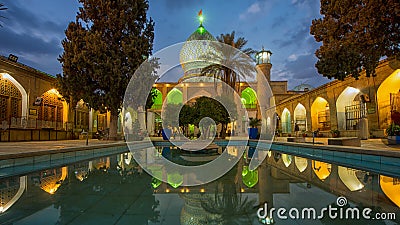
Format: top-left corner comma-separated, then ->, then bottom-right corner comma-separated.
328,137 -> 361,147
287,137 -> 305,143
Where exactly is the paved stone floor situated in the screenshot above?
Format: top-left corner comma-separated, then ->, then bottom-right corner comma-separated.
0,139 -> 122,155
273,136 -> 400,150
0,137 -> 398,156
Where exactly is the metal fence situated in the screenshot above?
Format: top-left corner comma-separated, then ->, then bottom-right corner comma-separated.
345,103 -> 367,130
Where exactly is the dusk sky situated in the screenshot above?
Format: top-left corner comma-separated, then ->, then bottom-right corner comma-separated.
0,0 -> 331,89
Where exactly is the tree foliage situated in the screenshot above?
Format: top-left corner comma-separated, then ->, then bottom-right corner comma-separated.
311,0 -> 400,80
201,31 -> 256,91
0,3 -> 7,27
57,0 -> 154,137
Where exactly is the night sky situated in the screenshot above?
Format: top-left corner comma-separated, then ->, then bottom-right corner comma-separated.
0,0 -> 331,89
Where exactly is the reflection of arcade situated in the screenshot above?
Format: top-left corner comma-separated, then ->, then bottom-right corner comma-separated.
265,151 -> 400,215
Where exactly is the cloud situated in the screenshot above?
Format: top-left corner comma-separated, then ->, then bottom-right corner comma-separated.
273,52 -> 331,89
0,1 -> 69,75
239,1 -> 270,20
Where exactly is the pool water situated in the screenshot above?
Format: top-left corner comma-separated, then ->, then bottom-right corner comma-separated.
0,146 -> 399,225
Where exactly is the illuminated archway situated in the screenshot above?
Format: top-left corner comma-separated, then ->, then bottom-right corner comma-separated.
338,167 -> 364,191
0,73 -> 27,120
167,88 -> 183,104
151,88 -> 162,109
377,69 -> 400,128
295,157 -> 307,172
312,160 -> 331,181
311,97 -> 330,131
39,89 -> 68,126
380,175 -> 400,207
282,154 -> 292,167
0,176 -> 26,213
294,103 -> 307,131
241,87 -> 257,109
336,87 -> 361,130
281,108 -> 291,133
242,165 -> 258,188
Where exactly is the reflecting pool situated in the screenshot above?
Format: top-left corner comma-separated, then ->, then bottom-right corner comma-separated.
0,147 -> 399,225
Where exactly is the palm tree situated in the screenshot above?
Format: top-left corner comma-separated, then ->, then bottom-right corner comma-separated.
201,31 -> 257,91
200,161 -> 257,224
0,3 -> 7,27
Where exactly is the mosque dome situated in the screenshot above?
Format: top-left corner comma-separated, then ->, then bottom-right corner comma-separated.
292,83 -> 314,92
179,11 -> 218,81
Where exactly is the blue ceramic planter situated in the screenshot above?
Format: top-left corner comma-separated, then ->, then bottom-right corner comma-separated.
248,128 -> 258,139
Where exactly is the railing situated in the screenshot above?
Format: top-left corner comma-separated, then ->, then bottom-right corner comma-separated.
1,117 -> 73,131
243,104 -> 257,109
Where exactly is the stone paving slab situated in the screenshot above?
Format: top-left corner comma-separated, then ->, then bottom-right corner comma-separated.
0,139 -> 122,155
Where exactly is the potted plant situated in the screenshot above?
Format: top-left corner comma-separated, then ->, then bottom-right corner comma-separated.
248,118 -> 261,139
386,123 -> 400,144
301,130 -> 307,137
330,129 -> 340,138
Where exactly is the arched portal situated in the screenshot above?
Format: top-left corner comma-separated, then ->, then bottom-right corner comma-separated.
380,175 -> 400,207
38,89 -> 67,129
377,69 -> 400,128
338,166 -> 364,191
294,103 -> 307,131
295,157 -> 307,172
312,160 -> 331,181
281,108 -> 291,133
282,154 -> 292,167
336,87 -> 362,130
241,87 -> 257,109
151,88 -> 162,110
167,88 -> 183,104
0,73 -> 25,122
311,97 -> 330,131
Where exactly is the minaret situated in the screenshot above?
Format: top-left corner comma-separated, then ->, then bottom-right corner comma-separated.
255,48 -> 273,82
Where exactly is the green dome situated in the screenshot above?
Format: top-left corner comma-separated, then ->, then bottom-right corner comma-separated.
180,24 -> 217,79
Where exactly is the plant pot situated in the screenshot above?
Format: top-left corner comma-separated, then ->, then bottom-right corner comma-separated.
302,133 -> 307,137
332,133 -> 339,138
388,136 -> 400,145
248,128 -> 258,139
161,128 -> 172,140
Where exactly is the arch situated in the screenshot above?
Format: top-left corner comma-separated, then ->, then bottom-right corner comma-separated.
0,176 -> 26,213
312,160 -> 331,181
295,157 -> 307,172
311,97 -> 330,131
0,73 -> 27,120
242,165 -> 258,188
282,154 -> 292,167
377,69 -> 400,128
241,87 -> 257,109
281,108 -> 291,133
380,175 -> 400,207
38,89 -> 68,127
151,88 -> 162,109
294,103 -> 307,131
166,88 -> 183,104
336,87 -> 361,130
338,166 -> 364,191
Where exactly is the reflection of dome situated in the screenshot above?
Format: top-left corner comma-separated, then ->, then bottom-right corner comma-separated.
179,24 -> 217,80
180,193 -> 218,225
292,83 -> 314,92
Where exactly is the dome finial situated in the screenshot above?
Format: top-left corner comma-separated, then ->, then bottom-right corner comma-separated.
198,9 -> 204,26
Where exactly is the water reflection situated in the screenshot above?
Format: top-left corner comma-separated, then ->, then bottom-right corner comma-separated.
0,149 -> 398,224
